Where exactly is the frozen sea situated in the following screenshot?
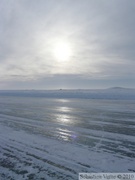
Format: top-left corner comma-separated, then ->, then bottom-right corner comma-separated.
0,89 -> 135,179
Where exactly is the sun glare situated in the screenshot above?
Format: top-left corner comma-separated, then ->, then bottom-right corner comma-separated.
53,41 -> 71,62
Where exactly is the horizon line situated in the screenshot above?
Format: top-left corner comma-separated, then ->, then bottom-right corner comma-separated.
0,87 -> 135,91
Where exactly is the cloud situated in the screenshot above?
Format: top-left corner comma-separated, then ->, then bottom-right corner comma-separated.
0,0 -> 135,88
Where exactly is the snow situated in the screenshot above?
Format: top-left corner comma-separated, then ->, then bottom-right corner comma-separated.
0,90 -> 135,179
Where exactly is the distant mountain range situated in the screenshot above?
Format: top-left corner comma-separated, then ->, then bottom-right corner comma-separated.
108,87 -> 135,90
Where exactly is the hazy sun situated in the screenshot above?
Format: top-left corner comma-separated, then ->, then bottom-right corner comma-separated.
53,41 -> 71,62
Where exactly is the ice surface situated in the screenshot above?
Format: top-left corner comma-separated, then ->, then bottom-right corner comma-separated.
0,90 -> 135,179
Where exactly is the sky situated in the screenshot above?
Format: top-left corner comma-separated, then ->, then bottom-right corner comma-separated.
0,0 -> 135,89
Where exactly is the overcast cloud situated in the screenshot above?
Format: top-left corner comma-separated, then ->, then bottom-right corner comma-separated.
0,0 -> 135,89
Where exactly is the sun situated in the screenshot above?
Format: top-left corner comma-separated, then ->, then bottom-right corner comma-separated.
53,41 -> 71,62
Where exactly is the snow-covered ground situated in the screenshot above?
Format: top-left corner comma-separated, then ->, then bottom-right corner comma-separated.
0,90 -> 135,179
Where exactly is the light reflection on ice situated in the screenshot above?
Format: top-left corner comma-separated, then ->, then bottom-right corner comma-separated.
59,134 -> 69,141
56,105 -> 73,124
56,114 -> 70,123
57,99 -> 70,103
56,128 -> 78,142
57,106 -> 71,112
